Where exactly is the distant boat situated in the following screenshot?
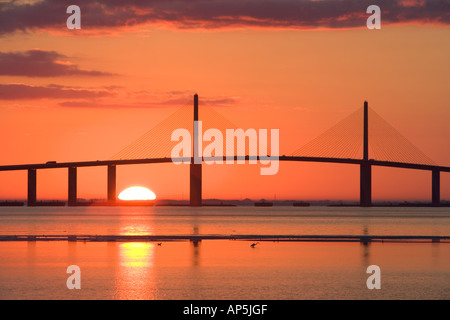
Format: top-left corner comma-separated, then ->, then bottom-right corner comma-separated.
293,202 -> 310,207
255,200 -> 273,207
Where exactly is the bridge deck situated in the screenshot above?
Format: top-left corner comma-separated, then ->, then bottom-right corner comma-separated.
0,156 -> 449,172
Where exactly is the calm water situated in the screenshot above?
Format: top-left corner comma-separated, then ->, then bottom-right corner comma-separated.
0,206 -> 449,300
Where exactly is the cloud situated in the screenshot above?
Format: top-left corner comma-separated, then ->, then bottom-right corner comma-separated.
0,0 -> 448,35
59,94 -> 239,108
202,96 -> 240,107
0,82 -> 238,108
0,83 -> 113,100
58,101 -> 163,108
0,49 -> 113,77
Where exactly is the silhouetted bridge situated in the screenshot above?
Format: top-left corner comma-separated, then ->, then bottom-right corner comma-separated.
0,95 -> 448,207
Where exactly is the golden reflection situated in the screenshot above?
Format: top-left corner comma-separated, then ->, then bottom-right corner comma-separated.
120,242 -> 154,267
119,224 -> 153,236
116,207 -> 155,236
115,242 -> 156,299
118,211 -> 155,236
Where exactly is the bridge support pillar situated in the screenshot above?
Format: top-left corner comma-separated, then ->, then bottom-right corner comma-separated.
360,162 -> 372,207
107,165 -> 117,202
27,169 -> 37,206
360,101 -> 372,207
68,167 -> 77,206
432,169 -> 440,207
190,94 -> 202,207
190,163 -> 202,206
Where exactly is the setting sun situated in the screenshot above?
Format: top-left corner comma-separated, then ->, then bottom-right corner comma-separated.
118,187 -> 156,201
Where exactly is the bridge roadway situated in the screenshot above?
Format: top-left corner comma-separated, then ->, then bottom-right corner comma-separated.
0,156 -> 448,207
2,97 -> 446,206
0,156 -> 449,172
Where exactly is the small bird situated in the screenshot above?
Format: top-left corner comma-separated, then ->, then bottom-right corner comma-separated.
250,242 -> 259,248
157,243 -> 162,246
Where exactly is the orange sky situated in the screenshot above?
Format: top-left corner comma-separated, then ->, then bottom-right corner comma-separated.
0,1 -> 449,201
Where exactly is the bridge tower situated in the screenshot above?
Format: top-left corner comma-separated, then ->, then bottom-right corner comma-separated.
360,101 -> 372,207
68,167 -> 77,206
27,169 -> 37,206
107,165 -> 117,203
190,94 -> 202,206
432,169 -> 440,206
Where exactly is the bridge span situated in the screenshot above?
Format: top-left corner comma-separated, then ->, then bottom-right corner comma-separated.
0,96 -> 448,207
0,155 -> 448,207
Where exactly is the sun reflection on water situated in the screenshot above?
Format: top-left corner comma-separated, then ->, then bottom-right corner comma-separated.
115,242 -> 156,299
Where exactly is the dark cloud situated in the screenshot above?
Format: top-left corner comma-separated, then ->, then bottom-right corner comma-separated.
0,83 -> 113,100
0,50 -> 113,77
59,94 -> 239,108
58,101 -> 163,108
0,81 -> 237,107
202,96 -> 239,107
0,0 -> 448,35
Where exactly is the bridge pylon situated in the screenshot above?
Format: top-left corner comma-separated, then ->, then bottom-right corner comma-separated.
432,169 -> 441,206
68,167 -> 77,206
107,165 -> 117,203
190,94 -> 202,206
27,169 -> 37,206
360,101 -> 372,207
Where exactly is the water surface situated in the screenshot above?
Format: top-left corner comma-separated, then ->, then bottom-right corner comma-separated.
0,206 -> 449,300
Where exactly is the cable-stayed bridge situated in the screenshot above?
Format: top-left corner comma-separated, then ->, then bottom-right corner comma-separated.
0,94 -> 448,207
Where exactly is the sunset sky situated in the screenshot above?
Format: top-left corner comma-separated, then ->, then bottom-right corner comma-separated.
0,0 -> 449,201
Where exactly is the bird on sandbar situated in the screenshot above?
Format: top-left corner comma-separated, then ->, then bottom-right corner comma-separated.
250,242 -> 259,248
